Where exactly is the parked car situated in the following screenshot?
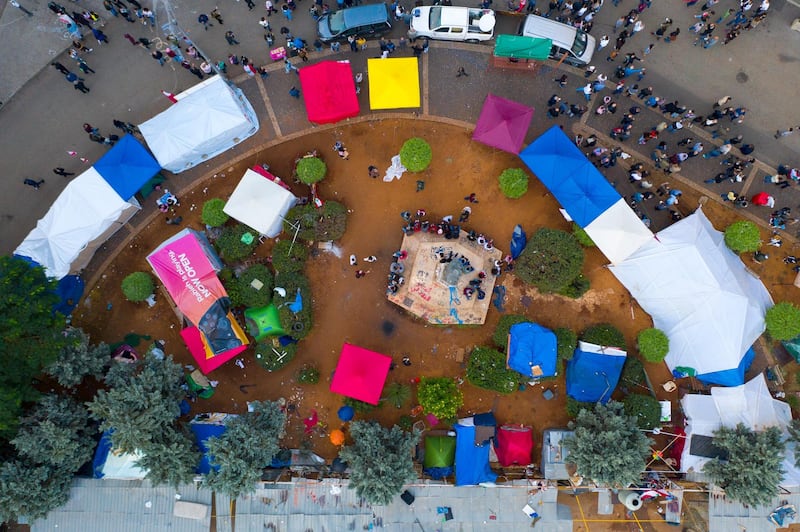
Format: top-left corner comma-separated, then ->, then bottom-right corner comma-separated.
408,6 -> 496,43
518,14 -> 595,65
317,4 -> 392,42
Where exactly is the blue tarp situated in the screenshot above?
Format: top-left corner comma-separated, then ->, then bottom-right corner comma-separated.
509,224 -> 527,259
92,431 -> 114,478
454,423 -> 497,486
94,134 -> 161,201
519,126 -> 620,228
54,274 -> 84,316
675,346 -> 756,386
507,322 -> 557,378
190,420 -> 227,474
566,342 -> 627,403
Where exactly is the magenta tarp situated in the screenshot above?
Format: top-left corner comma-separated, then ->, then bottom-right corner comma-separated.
298,60 -> 360,124
472,94 -> 534,154
330,343 -> 391,405
495,424 -> 533,467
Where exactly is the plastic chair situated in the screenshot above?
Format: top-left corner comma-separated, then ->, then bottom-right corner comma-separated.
662,381 -> 677,393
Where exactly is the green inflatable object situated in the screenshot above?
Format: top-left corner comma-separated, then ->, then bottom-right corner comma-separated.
245,304 -> 285,341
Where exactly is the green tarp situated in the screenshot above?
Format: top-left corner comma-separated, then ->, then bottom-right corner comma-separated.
424,435 -> 456,468
494,34 -> 552,60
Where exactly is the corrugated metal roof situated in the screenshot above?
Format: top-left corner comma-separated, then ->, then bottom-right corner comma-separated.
709,491 -> 800,532
30,478 -> 212,532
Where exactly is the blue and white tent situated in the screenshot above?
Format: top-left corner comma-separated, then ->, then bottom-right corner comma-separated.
507,322 -> 557,379
566,341 -> 627,403
519,126 -> 652,264
94,134 -> 161,201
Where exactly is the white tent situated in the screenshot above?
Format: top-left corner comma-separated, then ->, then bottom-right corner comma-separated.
98,448 -> 148,480
138,76 -> 259,173
583,198 -> 653,265
609,208 -> 773,386
223,169 -> 297,238
14,168 -> 140,279
681,374 -> 800,487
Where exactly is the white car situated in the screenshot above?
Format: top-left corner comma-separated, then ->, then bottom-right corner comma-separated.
408,6 -> 496,43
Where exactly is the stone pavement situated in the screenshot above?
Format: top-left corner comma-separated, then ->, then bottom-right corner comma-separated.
2,0 -> 800,256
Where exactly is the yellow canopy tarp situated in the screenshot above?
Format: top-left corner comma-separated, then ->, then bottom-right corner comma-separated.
368,57 -> 420,110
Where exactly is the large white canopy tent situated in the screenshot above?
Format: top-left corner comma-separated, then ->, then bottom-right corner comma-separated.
681,374 -> 800,487
609,208 -> 773,386
583,199 -> 653,265
138,76 -> 259,173
14,168 -> 140,279
223,169 -> 297,238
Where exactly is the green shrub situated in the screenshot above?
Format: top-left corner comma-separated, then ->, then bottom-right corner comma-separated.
466,346 -> 520,393
201,198 -> 229,227
623,393 -> 661,430
254,339 -> 296,372
228,264 -> 274,308
787,395 -> 799,413
284,201 -> 348,242
572,223 -> 595,247
498,168 -> 529,199
620,357 -> 646,387
398,415 -> 414,431
637,328 -> 669,363
417,377 -> 463,419
344,397 -> 375,414
121,272 -> 154,302
566,397 -> 595,418
271,240 -> 309,274
724,220 -> 761,253
555,327 -> 577,370
492,314 -> 528,349
297,365 -> 320,384
557,273 -> 590,299
274,272 -> 313,340
581,323 -> 626,350
382,383 -> 411,409
399,138 -> 432,172
215,224 -> 257,262
296,157 -> 327,185
515,228 -> 584,293
766,302 -> 800,341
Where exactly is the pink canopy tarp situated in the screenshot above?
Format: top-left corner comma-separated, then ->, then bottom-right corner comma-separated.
472,94 -> 534,154
298,60 -> 360,124
495,424 -> 533,467
330,343 -> 391,405
180,326 -> 246,373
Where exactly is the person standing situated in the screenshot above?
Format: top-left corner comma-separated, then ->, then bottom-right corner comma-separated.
53,167 -> 75,177
91,28 -> 110,44
265,0 -> 276,15
775,128 -> 796,139
51,61 -> 70,75
210,7 -> 224,24
198,12 -> 212,29
73,79 -> 90,93
225,30 -> 240,45
245,0 -> 255,9
151,50 -> 166,65
23,179 -> 45,189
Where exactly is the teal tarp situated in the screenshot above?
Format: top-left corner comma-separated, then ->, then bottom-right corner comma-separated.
494,34 -> 552,60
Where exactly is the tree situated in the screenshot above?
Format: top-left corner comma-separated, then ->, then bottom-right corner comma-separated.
339,421 -> 420,505
284,201 -> 348,242
466,346 -> 521,393
201,198 -> 230,227
215,224 -> 258,262
399,137 -> 432,172
297,364 -> 320,384
582,323 -> 626,350
765,302 -> 800,341
0,459 -> 73,523
704,423 -> 785,507
121,272 -> 154,302
622,393 -> 661,430
563,401 -> 651,487
136,428 -> 201,488
498,168 -> 529,199
515,228 -> 584,293
254,338 -> 297,371
492,314 -> 528,349
204,401 -> 286,498
296,156 -> 327,184
12,395 -> 94,473
637,328 -> 669,363
724,220 -> 761,253
0,257 -> 68,441
554,327 -> 578,370
227,264 -> 274,308
271,239 -> 309,274
45,327 -> 110,388
382,382 -> 411,409
787,420 -> 800,468
572,223 -> 595,247
87,356 -> 185,453
274,271 -> 314,339
417,377 -> 463,419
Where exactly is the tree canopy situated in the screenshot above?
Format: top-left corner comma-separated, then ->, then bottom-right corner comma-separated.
514,228 -> 584,293
339,421 -> 420,505
563,401 -> 651,487
45,327 -> 110,388
704,423 -> 785,507
204,401 -> 286,498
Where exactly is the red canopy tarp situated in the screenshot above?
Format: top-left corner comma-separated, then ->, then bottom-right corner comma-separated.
472,94 -> 534,154
298,60 -> 360,124
495,424 -> 533,467
330,343 -> 391,405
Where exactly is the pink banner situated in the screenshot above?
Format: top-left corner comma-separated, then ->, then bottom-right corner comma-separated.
147,232 -> 228,327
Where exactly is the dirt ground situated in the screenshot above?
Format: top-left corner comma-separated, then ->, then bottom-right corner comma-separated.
73,117 -> 800,465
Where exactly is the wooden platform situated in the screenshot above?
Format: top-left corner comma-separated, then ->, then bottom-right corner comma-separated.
386,230 -> 502,325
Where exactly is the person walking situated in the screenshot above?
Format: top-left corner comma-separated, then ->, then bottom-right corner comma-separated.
775,128 -> 796,139
51,61 -> 70,75
23,178 -> 45,189
53,167 -> 75,177
198,13 -> 212,30
289,86 -> 300,98
73,78 -> 90,93
91,28 -> 110,44
265,0 -> 276,15
211,7 -> 223,24
245,0 -> 256,9
151,50 -> 166,65
225,30 -> 240,45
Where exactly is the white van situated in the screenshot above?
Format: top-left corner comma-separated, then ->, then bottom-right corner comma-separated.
518,15 -> 595,66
